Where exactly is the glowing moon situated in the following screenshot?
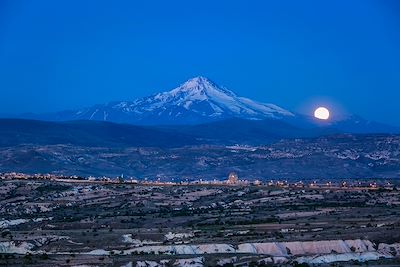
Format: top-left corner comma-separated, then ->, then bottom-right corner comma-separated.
314,107 -> 330,120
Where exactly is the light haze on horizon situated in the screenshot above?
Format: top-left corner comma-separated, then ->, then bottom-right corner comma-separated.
0,0 -> 399,125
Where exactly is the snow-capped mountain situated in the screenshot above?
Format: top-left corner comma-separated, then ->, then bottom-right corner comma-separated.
12,76 -> 398,133
35,76 -> 294,125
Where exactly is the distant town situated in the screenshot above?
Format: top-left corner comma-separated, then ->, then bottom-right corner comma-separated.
1,171 -> 398,190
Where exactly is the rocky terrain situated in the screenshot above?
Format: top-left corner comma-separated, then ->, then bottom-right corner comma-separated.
0,178 -> 399,266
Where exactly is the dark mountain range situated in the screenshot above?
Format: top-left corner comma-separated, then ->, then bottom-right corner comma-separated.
0,119 -> 199,148
154,118 -> 340,145
0,118 -> 339,148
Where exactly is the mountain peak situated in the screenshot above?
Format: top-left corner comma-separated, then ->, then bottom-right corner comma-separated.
179,76 -> 214,91
181,76 -> 220,89
185,76 -> 212,84
172,76 -> 236,98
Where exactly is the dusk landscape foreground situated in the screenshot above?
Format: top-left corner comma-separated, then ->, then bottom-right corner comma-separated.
1,0 -> 400,266
1,175 -> 400,266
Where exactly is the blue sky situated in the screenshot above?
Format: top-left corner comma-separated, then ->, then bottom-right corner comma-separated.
0,0 -> 399,125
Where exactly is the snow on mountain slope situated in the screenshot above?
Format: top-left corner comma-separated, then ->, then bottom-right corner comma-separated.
127,76 -> 291,120
44,76 -> 293,125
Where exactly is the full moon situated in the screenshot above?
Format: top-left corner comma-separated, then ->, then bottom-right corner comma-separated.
314,107 -> 330,120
